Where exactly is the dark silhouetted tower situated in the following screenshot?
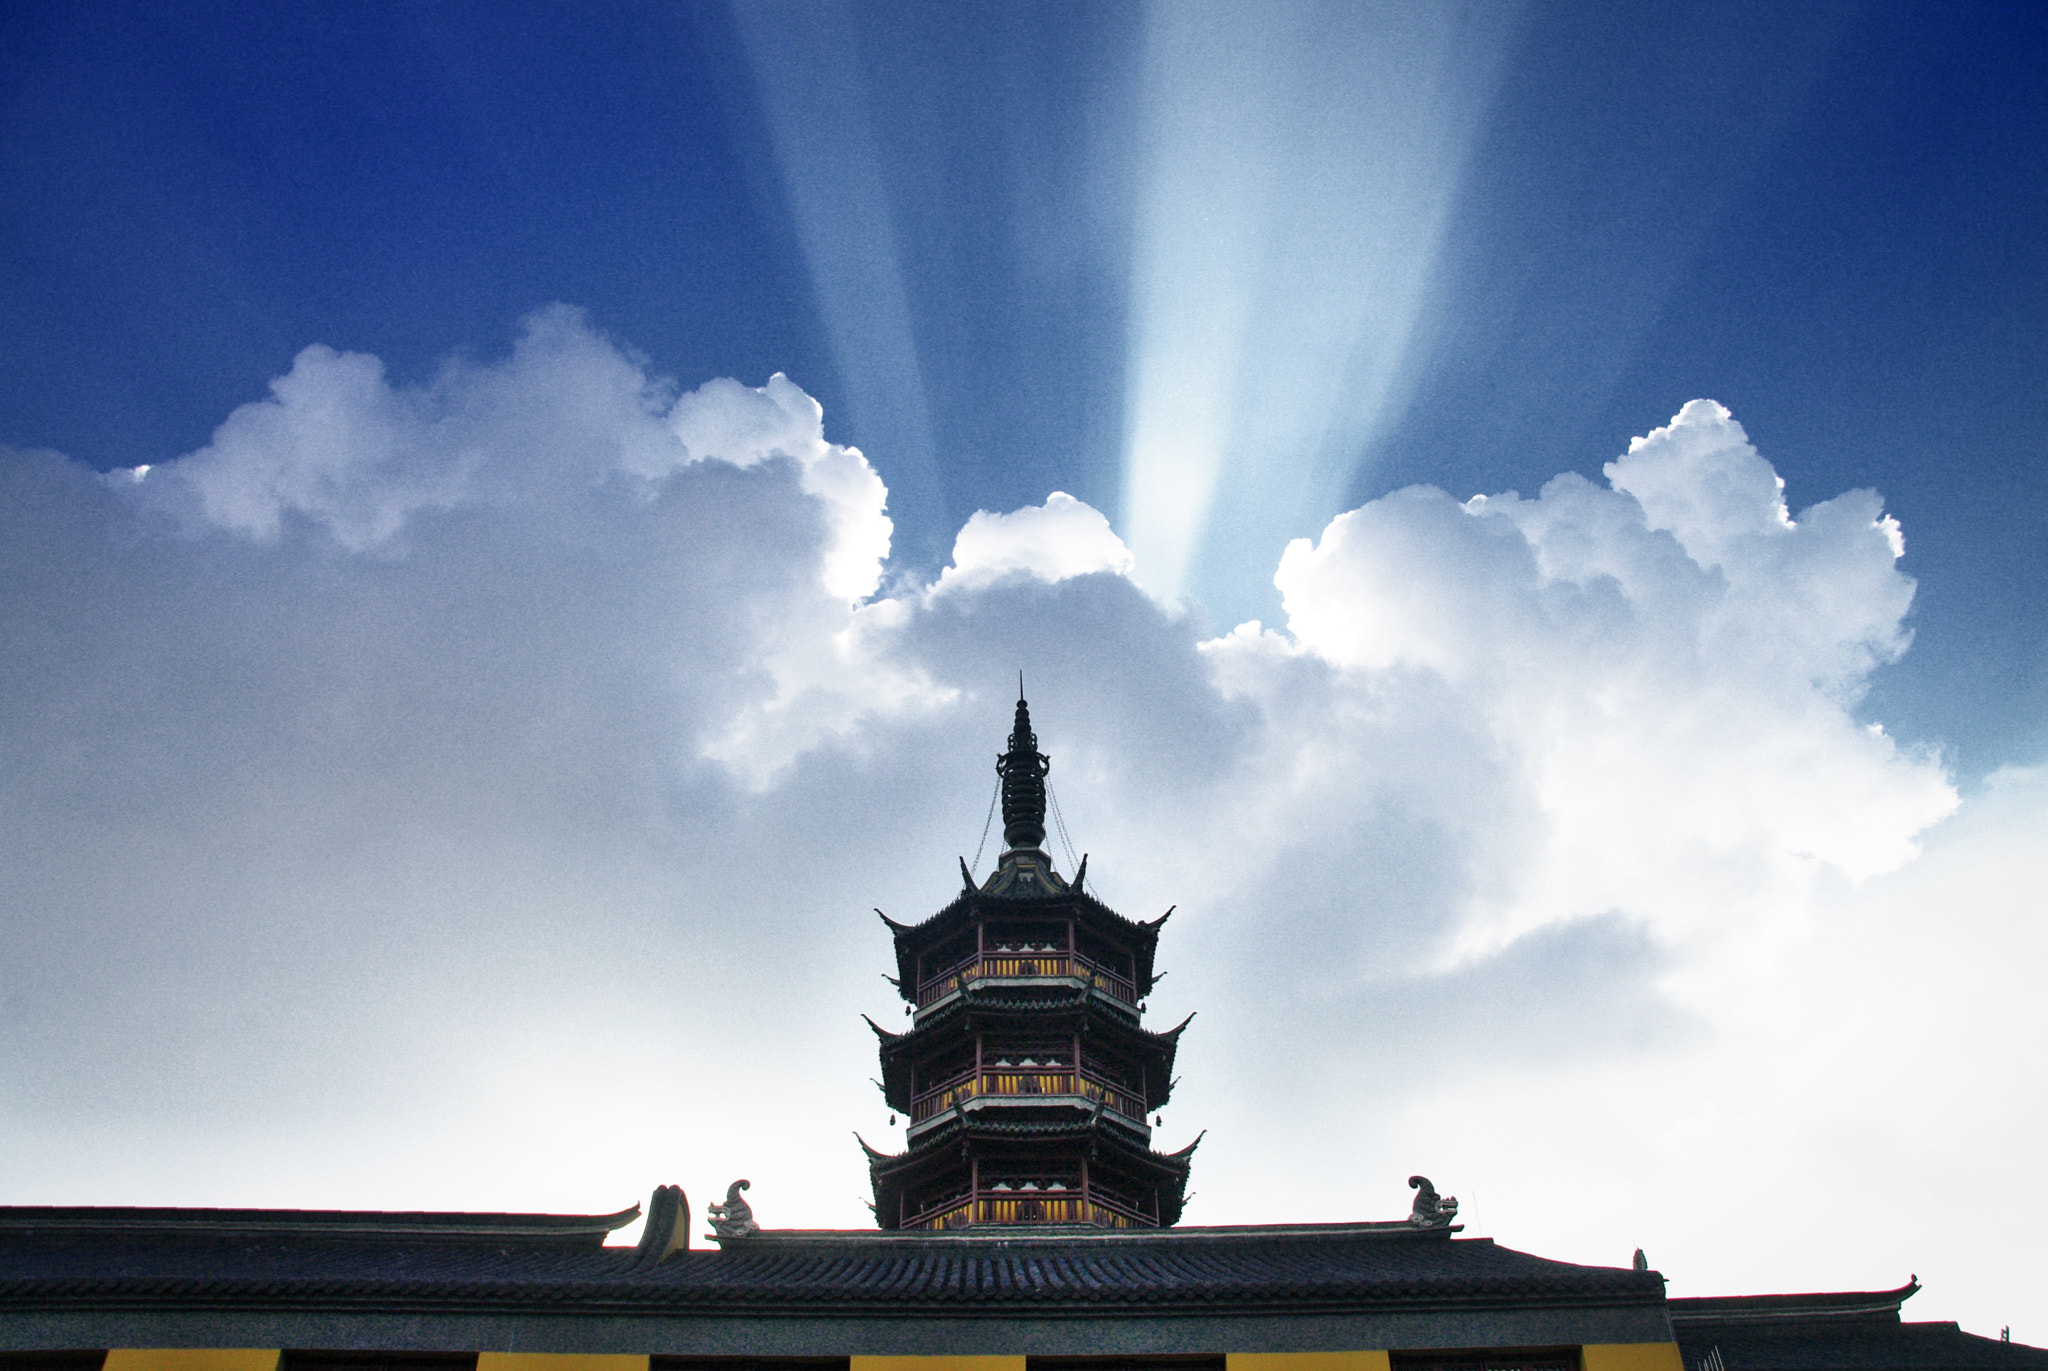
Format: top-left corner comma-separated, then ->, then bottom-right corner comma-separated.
863,692 -> 1197,1229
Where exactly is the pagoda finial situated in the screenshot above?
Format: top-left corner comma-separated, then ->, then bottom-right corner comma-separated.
995,683 -> 1049,852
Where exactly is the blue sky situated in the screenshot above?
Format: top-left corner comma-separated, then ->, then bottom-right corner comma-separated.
5,0 -> 2043,772
3,0 -> 2046,1341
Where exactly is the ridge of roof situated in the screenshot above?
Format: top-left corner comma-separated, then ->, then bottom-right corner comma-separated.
0,1205 -> 640,1244
721,1219 -> 1451,1245
0,1224 -> 1664,1318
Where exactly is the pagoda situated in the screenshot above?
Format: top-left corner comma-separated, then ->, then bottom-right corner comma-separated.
862,692 -> 1197,1230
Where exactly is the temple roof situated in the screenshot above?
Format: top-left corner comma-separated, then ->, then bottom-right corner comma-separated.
0,1208 -> 1666,1320
1670,1282 -> 2048,1369
0,1204 -> 636,1247
1669,1281 -> 1924,1326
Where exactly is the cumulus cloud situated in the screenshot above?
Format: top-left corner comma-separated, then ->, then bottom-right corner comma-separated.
936,491 -> 1137,593
137,307 -> 890,599
1248,396 -> 1950,970
658,371 -> 892,603
143,307 -> 675,549
707,490 -> 1141,785
1,313 -> 2029,1337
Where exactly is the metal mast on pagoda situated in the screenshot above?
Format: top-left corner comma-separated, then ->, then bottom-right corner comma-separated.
862,691 -> 1197,1230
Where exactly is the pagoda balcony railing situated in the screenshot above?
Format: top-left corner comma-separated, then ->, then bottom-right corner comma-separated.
910,1067 -> 1146,1124
915,950 -> 1136,1008
903,1185 -> 1154,1231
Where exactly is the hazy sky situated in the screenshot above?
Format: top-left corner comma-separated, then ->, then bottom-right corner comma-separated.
2,0 -> 2044,1345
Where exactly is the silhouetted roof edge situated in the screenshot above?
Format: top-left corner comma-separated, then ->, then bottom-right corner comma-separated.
0,1205 -> 639,1245
1669,1279 -> 1920,1325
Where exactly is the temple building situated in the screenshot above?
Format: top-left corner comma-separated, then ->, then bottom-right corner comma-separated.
863,694 -> 1196,1230
3,697 -> 2043,1371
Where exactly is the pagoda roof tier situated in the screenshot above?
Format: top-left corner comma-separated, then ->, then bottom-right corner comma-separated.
863,1114 -> 1200,1228
976,846 -> 1069,899
896,1087 -> 1156,1145
862,1110 -> 1199,1183
866,993 -> 1190,1114
878,884 -> 1171,1003
911,974 -> 1147,1029
868,982 -> 1190,1049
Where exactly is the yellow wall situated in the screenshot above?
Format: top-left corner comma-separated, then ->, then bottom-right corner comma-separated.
104,1354 -> 280,1371
1230,1354 -> 1392,1371
1583,1345 -> 1686,1371
102,1353 -> 660,1371
852,1359 -> 1027,1371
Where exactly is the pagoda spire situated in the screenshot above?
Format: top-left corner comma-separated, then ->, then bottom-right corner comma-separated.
995,683 -> 1049,852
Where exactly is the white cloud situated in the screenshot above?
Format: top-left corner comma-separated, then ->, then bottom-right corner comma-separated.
2,329 -> 2030,1340
1377,763 -> 2048,1335
141,306 -> 686,550
1608,398 -> 1796,564
935,491 -> 1137,594
704,491 -> 1140,786
132,307 -> 892,603
658,371 -> 892,604
118,310 -> 914,791
1251,398 -> 1949,970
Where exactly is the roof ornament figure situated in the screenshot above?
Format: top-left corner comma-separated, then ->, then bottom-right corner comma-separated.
1408,1174 -> 1459,1228
995,681 -> 1050,853
706,1179 -> 758,1242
